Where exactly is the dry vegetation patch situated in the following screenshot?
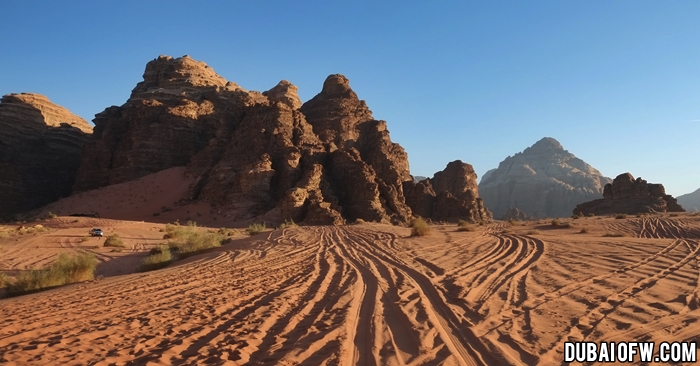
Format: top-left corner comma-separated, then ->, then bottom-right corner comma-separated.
456,220 -> 477,232
5,253 -> 97,296
410,218 -> 431,237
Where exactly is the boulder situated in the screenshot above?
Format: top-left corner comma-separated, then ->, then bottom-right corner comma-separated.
574,173 -> 685,216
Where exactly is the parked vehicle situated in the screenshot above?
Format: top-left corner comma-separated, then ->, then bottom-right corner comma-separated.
89,228 -> 103,237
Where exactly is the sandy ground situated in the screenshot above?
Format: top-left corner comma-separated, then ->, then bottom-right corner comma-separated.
1,214 -> 700,365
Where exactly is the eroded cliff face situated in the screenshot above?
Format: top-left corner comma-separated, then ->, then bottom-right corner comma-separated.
403,161 -> 492,223
574,173 -> 685,216
0,93 -> 92,219
73,56 -> 423,224
478,137 -> 612,219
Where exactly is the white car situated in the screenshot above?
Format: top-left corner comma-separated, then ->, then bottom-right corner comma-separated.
89,228 -> 103,237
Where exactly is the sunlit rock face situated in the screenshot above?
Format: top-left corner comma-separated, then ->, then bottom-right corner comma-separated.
479,137 -> 612,219
73,55 -> 418,224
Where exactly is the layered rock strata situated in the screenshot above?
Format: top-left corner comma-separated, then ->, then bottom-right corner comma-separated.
479,137 -> 612,218
0,93 -> 92,219
574,173 -> 685,216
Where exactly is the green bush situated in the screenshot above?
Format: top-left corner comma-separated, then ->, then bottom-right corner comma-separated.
140,245 -> 173,272
104,234 -> 125,248
167,228 -> 224,258
579,228 -> 589,234
47,212 -> 57,219
551,218 -> 562,226
247,223 -> 266,236
615,214 -> 628,219
410,218 -> 431,237
6,253 -> 97,295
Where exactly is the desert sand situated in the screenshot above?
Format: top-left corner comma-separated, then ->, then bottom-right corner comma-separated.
1,213 -> 700,365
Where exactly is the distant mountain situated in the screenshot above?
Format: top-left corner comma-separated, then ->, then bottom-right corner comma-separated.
478,137 -> 612,219
677,187 -> 700,211
412,175 -> 428,183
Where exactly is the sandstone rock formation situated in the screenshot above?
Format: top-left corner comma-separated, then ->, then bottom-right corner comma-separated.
403,161 -> 492,223
478,137 -> 612,219
0,93 -> 92,219
500,207 -> 532,221
677,188 -> 700,212
573,173 -> 685,216
73,55 -> 429,224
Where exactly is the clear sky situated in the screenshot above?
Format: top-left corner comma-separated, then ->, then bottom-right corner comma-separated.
3,1 -> 699,196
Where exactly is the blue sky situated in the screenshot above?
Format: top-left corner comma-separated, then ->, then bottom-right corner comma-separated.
3,1 -> 699,196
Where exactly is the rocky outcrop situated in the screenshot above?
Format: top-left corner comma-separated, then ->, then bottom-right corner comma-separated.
574,173 -> 685,216
0,93 -> 92,219
677,188 -> 700,212
403,161 -> 492,223
73,55 -> 419,224
501,207 -> 532,221
479,137 -> 612,219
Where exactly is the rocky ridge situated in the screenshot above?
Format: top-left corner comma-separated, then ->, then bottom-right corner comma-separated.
72,55 -> 487,225
403,161 -> 492,223
0,93 -> 92,219
478,137 -> 612,219
573,173 -> 685,216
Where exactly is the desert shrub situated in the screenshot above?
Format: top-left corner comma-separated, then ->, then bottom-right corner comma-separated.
140,245 -> 173,272
457,220 -> 476,232
579,228 -> 589,234
167,229 -> 224,258
587,213 -> 595,217
0,231 -> 8,239
0,272 -> 6,287
508,218 -> 516,226
527,230 -> 541,235
163,221 -> 187,239
354,218 -> 366,225
410,218 -> 431,237
670,213 -> 679,217
615,214 -> 628,219
16,225 -> 48,236
80,236 -> 89,242
104,234 -> 125,248
602,232 -> 627,237
6,253 -> 97,295
572,213 -> 581,219
551,219 -> 562,226
247,223 -> 266,236
279,219 -> 298,229
47,212 -> 57,219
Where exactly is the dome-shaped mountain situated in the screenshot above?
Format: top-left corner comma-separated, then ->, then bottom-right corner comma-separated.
478,137 -> 611,218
